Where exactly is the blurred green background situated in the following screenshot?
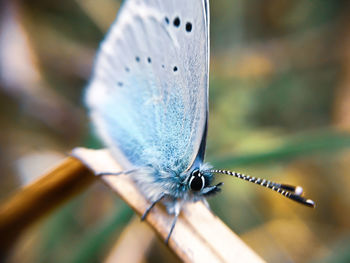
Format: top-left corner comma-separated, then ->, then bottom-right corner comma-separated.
1,0 -> 350,262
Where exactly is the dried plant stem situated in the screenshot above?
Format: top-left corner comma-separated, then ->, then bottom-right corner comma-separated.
72,148 -> 265,263
0,157 -> 96,255
0,148 -> 265,262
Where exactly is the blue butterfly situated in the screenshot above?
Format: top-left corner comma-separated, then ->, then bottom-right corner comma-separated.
85,0 -> 315,243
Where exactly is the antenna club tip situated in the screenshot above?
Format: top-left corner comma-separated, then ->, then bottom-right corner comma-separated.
295,186 -> 303,195
306,199 -> 316,208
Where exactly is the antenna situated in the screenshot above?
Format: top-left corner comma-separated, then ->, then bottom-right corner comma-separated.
209,169 -> 315,207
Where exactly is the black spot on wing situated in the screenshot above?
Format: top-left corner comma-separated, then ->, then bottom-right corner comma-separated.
173,17 -> 180,27
173,66 -> 178,72
186,22 -> 192,32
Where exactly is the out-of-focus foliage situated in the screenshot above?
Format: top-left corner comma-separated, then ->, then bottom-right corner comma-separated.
1,0 -> 350,262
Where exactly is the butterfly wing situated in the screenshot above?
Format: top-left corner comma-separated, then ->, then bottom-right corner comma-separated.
86,0 -> 209,173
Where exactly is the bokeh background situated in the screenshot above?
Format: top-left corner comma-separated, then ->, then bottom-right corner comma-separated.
1,0 -> 350,262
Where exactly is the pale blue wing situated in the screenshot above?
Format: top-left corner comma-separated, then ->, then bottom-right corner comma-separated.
86,0 -> 209,173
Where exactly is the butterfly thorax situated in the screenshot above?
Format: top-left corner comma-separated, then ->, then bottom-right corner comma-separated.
130,162 -> 217,210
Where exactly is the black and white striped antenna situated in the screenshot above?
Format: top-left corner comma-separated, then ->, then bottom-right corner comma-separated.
208,169 -> 315,207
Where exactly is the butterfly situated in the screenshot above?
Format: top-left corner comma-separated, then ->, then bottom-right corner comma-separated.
85,0 -> 315,243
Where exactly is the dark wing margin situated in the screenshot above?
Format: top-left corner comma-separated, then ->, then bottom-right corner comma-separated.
189,0 -> 210,170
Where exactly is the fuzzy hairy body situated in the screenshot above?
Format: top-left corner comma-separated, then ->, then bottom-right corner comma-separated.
130,163 -> 213,213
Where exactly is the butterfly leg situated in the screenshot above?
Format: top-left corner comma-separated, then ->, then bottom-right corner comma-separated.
165,200 -> 183,244
202,198 -> 210,209
141,194 -> 165,221
95,169 -> 137,176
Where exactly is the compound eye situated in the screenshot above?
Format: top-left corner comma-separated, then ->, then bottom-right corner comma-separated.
189,170 -> 205,191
